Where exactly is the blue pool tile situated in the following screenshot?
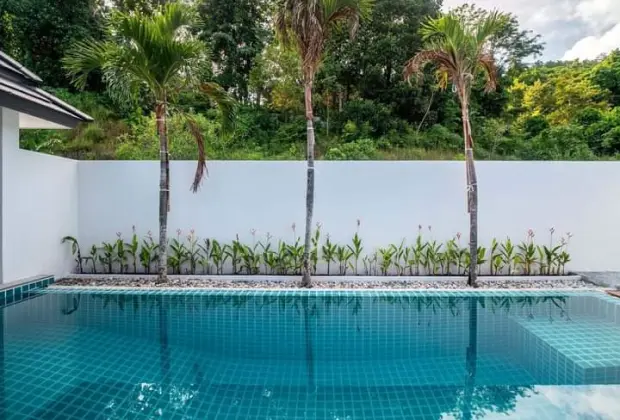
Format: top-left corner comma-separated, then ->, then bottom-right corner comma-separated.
1,289 -> 620,419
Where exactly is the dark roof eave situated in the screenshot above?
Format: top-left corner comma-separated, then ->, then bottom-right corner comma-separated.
0,91 -> 89,128
0,51 -> 42,84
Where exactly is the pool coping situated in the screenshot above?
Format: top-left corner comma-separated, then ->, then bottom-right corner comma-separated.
0,275 -> 55,306
45,285 -> 608,296
62,274 -> 584,282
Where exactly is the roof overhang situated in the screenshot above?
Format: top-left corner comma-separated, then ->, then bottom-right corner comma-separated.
0,50 -> 93,129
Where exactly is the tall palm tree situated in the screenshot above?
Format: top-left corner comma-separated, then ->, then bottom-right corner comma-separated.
276,0 -> 372,287
404,12 -> 506,286
64,3 -> 235,283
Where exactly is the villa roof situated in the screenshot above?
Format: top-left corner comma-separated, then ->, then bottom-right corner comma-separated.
0,50 -> 93,128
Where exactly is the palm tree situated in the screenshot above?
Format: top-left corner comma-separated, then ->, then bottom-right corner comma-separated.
64,3 -> 235,283
404,12 -> 506,286
276,0 -> 372,287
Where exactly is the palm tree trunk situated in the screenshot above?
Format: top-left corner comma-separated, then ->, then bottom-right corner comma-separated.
156,101 -> 169,283
461,94 -> 478,287
301,79 -> 315,288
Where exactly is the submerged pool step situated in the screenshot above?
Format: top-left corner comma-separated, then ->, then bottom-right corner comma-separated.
200,354 -> 535,388
509,315 -> 620,384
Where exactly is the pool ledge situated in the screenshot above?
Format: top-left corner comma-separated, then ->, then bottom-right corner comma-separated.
0,275 -> 55,306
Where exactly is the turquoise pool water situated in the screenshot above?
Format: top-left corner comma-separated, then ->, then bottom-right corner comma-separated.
1,289 -> 620,419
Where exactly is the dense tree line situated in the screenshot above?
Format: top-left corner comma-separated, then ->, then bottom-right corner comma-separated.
1,0 -> 620,161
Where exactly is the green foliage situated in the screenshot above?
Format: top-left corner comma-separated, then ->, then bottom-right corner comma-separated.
71,225 -> 573,277
139,233 -> 158,274
11,1 -> 620,162
198,0 -> 270,102
324,139 -> 377,160
61,235 -> 84,274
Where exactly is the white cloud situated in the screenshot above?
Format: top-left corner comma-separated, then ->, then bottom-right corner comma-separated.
443,0 -> 620,61
562,23 -> 620,60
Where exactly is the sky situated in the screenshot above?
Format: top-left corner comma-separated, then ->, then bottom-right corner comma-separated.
443,0 -> 620,61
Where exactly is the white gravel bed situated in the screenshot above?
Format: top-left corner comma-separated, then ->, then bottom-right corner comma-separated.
55,274 -> 592,290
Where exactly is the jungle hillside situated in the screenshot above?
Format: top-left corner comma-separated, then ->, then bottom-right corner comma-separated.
1,0 -> 620,161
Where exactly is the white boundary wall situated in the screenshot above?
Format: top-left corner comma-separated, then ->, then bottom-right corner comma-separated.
0,108 -> 78,284
77,160 -> 620,272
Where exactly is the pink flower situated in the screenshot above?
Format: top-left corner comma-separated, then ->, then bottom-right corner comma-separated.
190,228 -> 195,235
456,232 -> 462,240
527,229 -> 535,238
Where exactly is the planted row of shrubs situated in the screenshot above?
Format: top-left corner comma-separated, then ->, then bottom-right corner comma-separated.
63,224 -> 572,277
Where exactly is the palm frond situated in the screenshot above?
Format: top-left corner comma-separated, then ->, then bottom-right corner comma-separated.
475,10 -> 507,47
200,82 -> 237,135
276,0 -> 371,78
185,115 -> 207,193
63,39 -> 111,90
404,11 -> 503,95
403,50 -> 455,86
478,53 -> 498,92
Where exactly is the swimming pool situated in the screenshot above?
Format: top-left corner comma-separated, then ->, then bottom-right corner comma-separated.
1,288 -> 620,419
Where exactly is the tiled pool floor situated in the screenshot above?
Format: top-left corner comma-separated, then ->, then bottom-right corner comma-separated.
2,290 -> 620,419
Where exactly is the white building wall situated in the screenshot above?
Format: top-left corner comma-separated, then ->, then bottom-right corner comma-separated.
0,108 -> 78,284
78,160 -> 620,272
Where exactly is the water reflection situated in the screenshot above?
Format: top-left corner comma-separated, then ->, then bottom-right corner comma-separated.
5,291 -> 618,418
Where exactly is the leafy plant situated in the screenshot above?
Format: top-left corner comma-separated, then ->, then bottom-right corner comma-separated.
425,241 -> 442,275
198,239 -> 211,274
410,230 -> 428,275
225,235 -> 244,274
240,231 -> 261,275
557,251 -> 571,275
260,234 -> 276,274
378,247 -> 395,276
125,227 -> 139,273
186,230 -> 201,275
390,240 -> 408,276
310,224 -> 321,275
465,246 -> 487,275
100,241 -> 116,274
362,253 -> 378,275
348,220 -> 364,275
169,231 -> 188,274
335,245 -> 353,275
322,235 -> 337,275
210,239 -> 227,275
139,232 -> 158,274
275,240 -> 291,275
500,238 -> 516,275
61,236 -> 84,274
287,237 -> 304,275
88,244 -> 98,273
115,233 -> 128,274
443,238 -> 458,275
489,238 -> 501,275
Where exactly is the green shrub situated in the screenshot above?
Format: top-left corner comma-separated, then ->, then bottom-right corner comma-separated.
324,138 -> 377,160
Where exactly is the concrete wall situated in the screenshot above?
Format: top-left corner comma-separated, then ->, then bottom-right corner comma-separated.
0,108 -> 78,284
78,160 -> 620,272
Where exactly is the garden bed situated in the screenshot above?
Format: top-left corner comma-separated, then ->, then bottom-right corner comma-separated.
55,274 -> 592,290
